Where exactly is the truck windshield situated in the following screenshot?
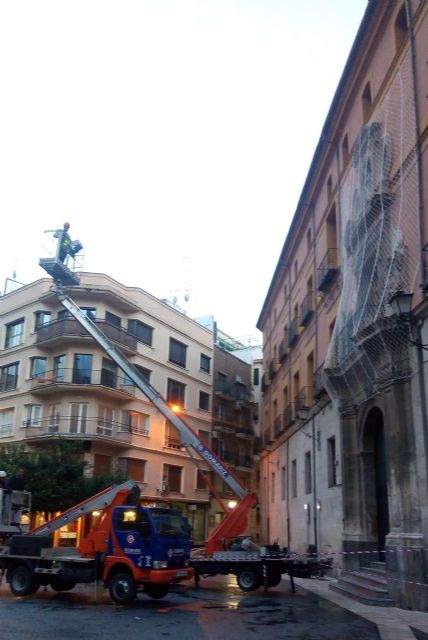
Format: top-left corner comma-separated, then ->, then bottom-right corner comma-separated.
151,512 -> 189,538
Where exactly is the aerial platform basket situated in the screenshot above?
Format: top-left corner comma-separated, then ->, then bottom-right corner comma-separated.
39,257 -> 81,286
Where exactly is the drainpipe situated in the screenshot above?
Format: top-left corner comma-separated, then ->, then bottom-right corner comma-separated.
405,0 -> 426,290
312,416 -> 318,551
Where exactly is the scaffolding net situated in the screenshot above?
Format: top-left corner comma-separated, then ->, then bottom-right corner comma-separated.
323,51 -> 420,406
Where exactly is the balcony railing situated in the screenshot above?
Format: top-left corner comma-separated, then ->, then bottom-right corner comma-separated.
22,416 -> 139,444
273,414 -> 283,437
262,428 -> 273,448
36,318 -> 138,352
235,455 -> 252,469
164,434 -> 182,450
30,368 -> 136,398
236,426 -> 254,439
283,404 -> 294,429
269,359 -> 277,380
317,248 -> 339,291
278,339 -> 287,363
288,317 -> 299,347
300,290 -> 314,326
313,365 -> 326,398
261,375 -> 268,392
294,387 -> 313,413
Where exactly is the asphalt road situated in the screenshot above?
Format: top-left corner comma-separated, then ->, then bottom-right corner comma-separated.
0,574 -> 380,640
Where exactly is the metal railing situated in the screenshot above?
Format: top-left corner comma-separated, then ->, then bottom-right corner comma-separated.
283,404 -> 294,429
288,317 -> 299,347
278,338 -> 287,363
30,368 -> 137,395
300,290 -> 314,326
22,416 -> 143,443
273,414 -> 283,437
317,248 -> 339,291
36,318 -> 138,352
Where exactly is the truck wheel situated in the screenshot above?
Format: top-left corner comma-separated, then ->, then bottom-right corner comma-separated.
144,584 -> 169,599
109,572 -> 136,605
50,578 -> 77,592
267,570 -> 282,587
8,565 -> 40,596
236,566 -> 261,592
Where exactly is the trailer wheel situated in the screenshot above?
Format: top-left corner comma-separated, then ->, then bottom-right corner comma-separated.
236,566 -> 261,592
50,578 -> 77,592
144,584 -> 169,599
109,572 -> 136,605
267,570 -> 282,588
8,565 -> 40,596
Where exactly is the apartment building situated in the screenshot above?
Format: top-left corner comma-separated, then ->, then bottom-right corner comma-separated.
258,1 -> 428,610
0,272 -> 213,545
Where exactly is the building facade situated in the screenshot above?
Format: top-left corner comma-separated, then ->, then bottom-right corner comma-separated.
0,272 -> 213,545
258,1 -> 428,610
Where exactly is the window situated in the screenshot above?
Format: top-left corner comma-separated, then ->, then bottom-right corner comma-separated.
48,403 -> 61,433
72,354 -> 92,384
25,404 -> 42,427
291,459 -> 297,498
271,472 -> 275,503
81,307 -> 96,320
198,430 -> 210,446
136,365 -> 151,384
118,458 -> 147,483
199,391 -> 210,411
35,311 -> 51,330
0,408 -> 14,437
116,506 -> 149,531
328,436 -> 337,487
127,319 -> 153,346
163,464 -> 182,493
69,403 -> 87,434
217,403 -> 226,419
105,311 -> 121,327
217,371 -> 227,394
281,466 -> 287,501
253,367 -> 260,386
100,358 -> 117,388
122,410 -> 150,435
362,81 -> 372,123
196,469 -> 207,490
307,228 -> 312,251
94,454 -> 111,475
342,134 -> 349,166
57,309 -> 72,320
394,4 -> 407,51
53,355 -> 66,382
200,354 -> 211,373
305,451 -> 312,494
327,175 -> 333,200
97,406 -> 116,436
167,378 -> 186,406
30,357 -> 47,380
5,319 -> 24,348
0,362 -> 19,392
165,421 -> 181,449
169,338 -> 187,368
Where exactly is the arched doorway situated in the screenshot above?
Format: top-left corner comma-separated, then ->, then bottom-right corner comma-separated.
362,407 -> 390,559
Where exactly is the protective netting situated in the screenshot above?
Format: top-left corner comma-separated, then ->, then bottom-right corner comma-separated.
323,51 -> 420,406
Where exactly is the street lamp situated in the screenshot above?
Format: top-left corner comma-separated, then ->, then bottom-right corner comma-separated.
389,291 -> 413,317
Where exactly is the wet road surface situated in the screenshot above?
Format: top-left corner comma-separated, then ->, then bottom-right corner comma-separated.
0,574 -> 380,639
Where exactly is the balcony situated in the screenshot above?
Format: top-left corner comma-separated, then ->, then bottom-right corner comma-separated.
261,375 -> 268,392
288,317 -> 299,347
30,368 -> 136,402
313,365 -> 327,398
214,383 -> 234,399
22,416 -> 136,447
236,427 -> 254,439
269,359 -> 277,380
317,248 -> 339,291
35,318 -> 138,355
300,290 -> 314,326
283,404 -> 294,429
278,339 -> 287,363
235,455 -> 252,470
294,387 -> 313,414
273,414 -> 283,438
262,428 -> 273,448
164,434 -> 182,450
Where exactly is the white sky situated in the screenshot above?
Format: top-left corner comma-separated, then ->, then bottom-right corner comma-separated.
0,0 -> 367,344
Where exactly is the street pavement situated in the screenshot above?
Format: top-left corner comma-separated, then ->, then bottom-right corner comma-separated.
0,572 -> 383,640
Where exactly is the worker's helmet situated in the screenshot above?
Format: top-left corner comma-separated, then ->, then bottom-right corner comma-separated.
0,471 -> 7,478
63,222 -> 70,230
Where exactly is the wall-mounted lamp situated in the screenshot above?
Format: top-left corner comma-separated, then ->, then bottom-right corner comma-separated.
316,500 -> 321,511
389,291 -> 428,351
228,500 -> 238,509
389,291 -> 413,317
